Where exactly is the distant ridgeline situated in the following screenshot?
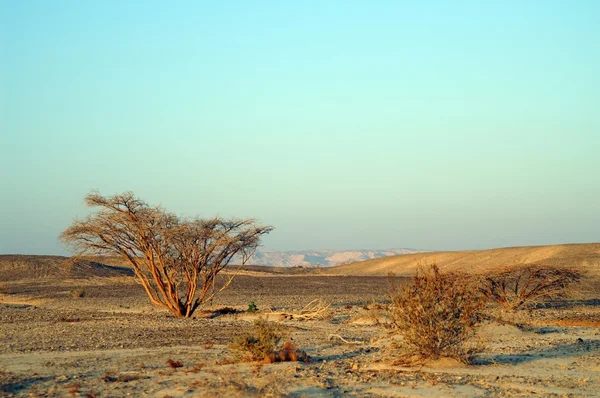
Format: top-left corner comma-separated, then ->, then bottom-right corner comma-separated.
0,255 -> 134,281
0,250 -> 420,281
235,248 -> 421,268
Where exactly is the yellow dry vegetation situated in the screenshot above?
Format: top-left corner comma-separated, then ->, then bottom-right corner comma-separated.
325,243 -> 600,277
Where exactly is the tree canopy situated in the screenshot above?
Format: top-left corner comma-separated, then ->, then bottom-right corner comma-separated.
61,191 -> 273,317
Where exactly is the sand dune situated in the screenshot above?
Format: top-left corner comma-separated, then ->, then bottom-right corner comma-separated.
325,243 -> 600,276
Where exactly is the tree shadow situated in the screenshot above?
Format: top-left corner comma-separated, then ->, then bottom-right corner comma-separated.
313,347 -> 377,362
532,298 -> 600,309
474,339 -> 600,365
0,375 -> 55,395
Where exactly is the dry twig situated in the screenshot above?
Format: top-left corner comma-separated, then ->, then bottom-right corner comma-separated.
327,334 -> 365,345
268,299 -> 331,321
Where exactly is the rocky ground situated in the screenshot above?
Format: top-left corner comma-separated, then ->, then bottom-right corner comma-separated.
1,274 -> 599,397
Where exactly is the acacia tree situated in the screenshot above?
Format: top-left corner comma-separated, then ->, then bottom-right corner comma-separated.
61,191 -> 273,317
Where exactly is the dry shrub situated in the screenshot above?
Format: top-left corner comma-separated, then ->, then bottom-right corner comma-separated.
70,288 -> 85,298
390,264 -> 485,362
66,382 -> 81,396
230,319 -> 285,362
269,298 -> 331,321
270,339 -> 309,363
480,265 -> 583,311
229,319 -> 309,363
166,359 -> 183,369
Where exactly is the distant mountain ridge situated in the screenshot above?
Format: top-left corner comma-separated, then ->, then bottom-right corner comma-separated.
242,248 -> 421,267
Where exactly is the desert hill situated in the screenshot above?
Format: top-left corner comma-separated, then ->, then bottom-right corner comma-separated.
241,248 -> 420,267
324,243 -> 600,277
0,248 -> 421,281
0,255 -> 134,281
3,243 -> 600,281
0,255 -> 311,281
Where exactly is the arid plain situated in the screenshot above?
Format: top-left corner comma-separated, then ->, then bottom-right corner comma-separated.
1,243 -> 600,397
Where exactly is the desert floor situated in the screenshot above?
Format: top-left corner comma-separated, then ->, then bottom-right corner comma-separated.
1,273 -> 599,397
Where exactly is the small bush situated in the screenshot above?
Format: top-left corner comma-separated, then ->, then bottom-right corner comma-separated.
480,265 -> 583,311
0,283 -> 10,295
390,264 -> 485,362
70,288 -> 86,298
166,359 -> 183,369
247,301 -> 258,312
230,319 -> 285,362
229,319 -> 309,363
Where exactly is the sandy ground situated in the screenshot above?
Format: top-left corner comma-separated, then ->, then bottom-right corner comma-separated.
1,275 -> 599,397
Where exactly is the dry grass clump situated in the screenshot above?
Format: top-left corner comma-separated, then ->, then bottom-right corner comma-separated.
390,264 -> 485,363
70,288 -> 86,298
166,359 -> 183,369
480,265 -> 583,311
230,319 -> 285,362
229,319 -> 308,363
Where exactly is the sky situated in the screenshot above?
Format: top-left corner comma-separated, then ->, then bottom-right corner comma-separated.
1,1 -> 599,255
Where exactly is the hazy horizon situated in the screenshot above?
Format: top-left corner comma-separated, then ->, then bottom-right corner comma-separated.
2,1 -> 599,256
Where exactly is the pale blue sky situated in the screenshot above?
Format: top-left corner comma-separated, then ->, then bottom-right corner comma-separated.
1,1 -> 599,255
